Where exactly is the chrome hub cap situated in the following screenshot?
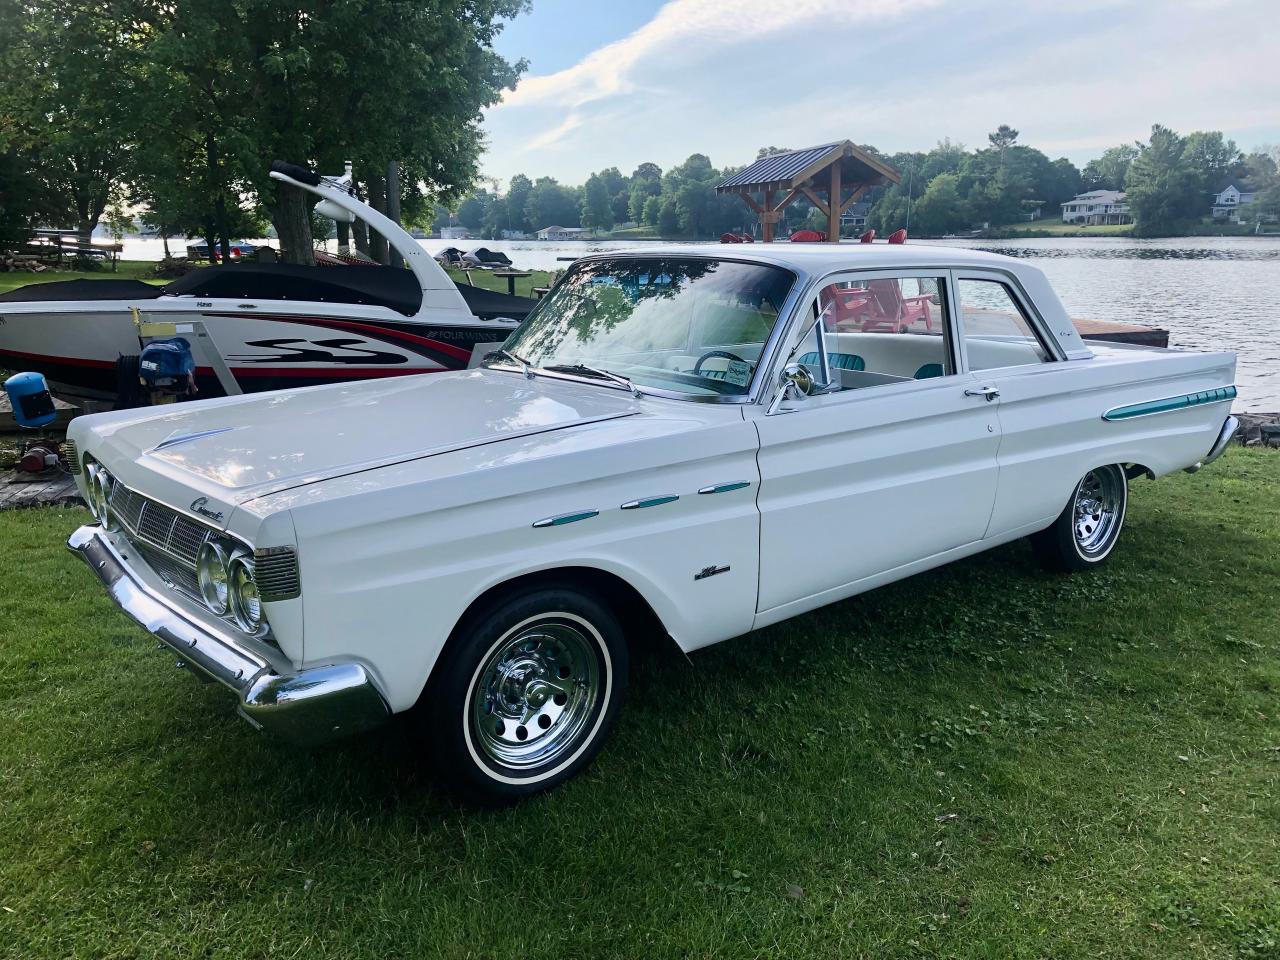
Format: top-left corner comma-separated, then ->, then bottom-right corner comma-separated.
1073,467 -> 1124,556
470,619 -> 601,771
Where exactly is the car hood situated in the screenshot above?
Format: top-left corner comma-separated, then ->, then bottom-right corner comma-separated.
80,370 -> 640,516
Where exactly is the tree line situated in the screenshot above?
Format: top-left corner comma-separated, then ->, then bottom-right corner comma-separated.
0,0 -> 527,264
451,125 -> 1280,240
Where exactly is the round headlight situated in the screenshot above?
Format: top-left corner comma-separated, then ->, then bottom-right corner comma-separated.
84,462 -> 101,521
228,552 -> 262,632
95,469 -> 115,531
197,541 -> 231,615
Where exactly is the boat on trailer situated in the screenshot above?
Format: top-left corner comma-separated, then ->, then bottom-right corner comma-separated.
0,162 -> 537,401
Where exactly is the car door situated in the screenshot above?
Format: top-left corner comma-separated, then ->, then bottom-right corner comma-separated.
750,269 -> 1002,617
951,270 -> 1081,536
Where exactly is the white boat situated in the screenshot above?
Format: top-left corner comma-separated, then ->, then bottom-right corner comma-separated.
0,162 -> 536,401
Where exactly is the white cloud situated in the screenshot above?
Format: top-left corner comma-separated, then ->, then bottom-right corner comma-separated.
482,0 -> 1280,183
495,0 -> 940,144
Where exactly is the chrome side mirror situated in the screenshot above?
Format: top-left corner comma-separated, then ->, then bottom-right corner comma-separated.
781,362 -> 815,399
767,362 -> 815,415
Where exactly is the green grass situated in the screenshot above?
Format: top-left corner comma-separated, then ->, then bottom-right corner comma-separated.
1,450 -> 1278,958
0,260 -> 163,296
446,267 -> 555,299
982,217 -> 1135,239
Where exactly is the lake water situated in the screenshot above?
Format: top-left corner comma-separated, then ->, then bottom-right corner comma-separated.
121,235 -> 1280,411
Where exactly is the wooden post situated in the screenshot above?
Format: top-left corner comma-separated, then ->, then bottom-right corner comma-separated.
763,188 -> 774,243
828,161 -> 841,242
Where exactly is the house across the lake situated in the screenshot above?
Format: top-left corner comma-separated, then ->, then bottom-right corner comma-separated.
1061,190 -> 1132,225
1210,182 -> 1260,222
536,225 -> 587,241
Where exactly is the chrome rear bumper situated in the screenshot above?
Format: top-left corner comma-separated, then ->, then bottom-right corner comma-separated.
67,525 -> 389,746
1185,415 -> 1239,474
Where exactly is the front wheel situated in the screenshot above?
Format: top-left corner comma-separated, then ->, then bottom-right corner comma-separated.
1031,464 -> 1128,572
419,585 -> 628,803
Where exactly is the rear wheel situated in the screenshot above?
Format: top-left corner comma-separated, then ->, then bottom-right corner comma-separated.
1032,464 -> 1128,571
420,585 -> 627,803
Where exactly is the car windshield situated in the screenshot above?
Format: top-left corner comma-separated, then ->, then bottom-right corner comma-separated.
497,257 -> 796,398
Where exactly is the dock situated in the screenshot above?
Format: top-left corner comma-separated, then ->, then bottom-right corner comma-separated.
0,469 -> 81,511
1073,318 -> 1169,347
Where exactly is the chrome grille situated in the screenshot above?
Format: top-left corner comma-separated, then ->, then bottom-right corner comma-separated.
255,547 -> 301,602
65,439 -> 81,474
138,544 -> 201,597
108,481 -> 214,576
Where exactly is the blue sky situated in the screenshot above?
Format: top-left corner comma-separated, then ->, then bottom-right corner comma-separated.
483,0 -> 1280,186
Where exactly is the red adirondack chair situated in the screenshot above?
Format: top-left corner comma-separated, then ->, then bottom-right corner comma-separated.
859,229 -> 876,243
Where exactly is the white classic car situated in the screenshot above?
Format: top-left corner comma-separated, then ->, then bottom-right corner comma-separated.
67,244 -> 1238,801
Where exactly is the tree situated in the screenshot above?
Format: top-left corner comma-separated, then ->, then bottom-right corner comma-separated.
1182,130 -> 1243,193
123,0 -> 526,263
455,191 -> 490,231
656,197 -> 679,236
1082,144 -> 1140,190
628,162 -> 662,223
1124,125 -> 1202,236
910,173 -> 968,235
505,174 -> 533,233
1,0 -> 141,240
987,124 -> 1019,159
580,173 -> 613,232
641,194 -> 662,228
524,176 -> 578,229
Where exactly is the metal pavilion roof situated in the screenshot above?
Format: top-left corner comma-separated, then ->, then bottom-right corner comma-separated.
716,141 -> 900,194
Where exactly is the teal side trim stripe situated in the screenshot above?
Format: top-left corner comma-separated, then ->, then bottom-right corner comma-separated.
620,495 -> 679,510
1103,386 -> 1236,422
697,481 -> 751,495
532,510 -> 599,528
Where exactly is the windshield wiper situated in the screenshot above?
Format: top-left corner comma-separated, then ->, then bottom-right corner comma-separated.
545,362 -> 643,397
485,348 -> 534,379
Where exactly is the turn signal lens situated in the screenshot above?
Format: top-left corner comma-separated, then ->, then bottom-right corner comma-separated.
228,552 -> 262,633
197,541 -> 231,615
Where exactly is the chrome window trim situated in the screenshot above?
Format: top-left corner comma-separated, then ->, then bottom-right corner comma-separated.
768,267 -> 963,403
950,268 -> 1066,367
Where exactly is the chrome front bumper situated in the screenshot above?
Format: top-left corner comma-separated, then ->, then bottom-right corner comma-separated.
67,525 -> 390,746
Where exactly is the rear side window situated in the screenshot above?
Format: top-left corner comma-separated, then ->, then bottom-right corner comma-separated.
957,278 -> 1051,371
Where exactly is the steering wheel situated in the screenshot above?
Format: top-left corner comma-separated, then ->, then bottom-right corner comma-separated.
693,350 -> 751,377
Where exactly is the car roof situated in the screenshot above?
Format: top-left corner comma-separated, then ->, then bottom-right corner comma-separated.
584,241 -> 1025,277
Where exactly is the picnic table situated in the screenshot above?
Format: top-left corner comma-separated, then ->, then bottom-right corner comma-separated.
492,269 -> 532,297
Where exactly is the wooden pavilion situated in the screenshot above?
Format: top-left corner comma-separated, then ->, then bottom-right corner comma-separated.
716,141 -> 900,242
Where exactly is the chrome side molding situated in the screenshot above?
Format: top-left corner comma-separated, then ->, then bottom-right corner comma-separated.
697,481 -> 752,495
620,495 -> 679,510
1103,386 -> 1236,421
532,510 -> 599,528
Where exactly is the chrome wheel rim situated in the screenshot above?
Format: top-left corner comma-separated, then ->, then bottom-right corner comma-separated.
469,618 -> 602,772
1073,467 -> 1124,556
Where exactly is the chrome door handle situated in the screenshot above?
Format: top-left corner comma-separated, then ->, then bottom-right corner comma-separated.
964,386 -> 1000,401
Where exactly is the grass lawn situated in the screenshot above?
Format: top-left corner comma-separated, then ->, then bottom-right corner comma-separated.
446,266 -> 554,299
0,450 -> 1277,958
0,260 -> 163,296
987,218 -> 1134,238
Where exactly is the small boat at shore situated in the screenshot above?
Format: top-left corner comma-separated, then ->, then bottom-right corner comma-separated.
0,162 -> 537,402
